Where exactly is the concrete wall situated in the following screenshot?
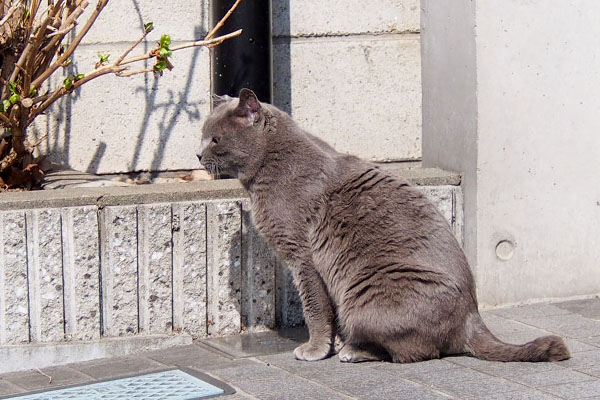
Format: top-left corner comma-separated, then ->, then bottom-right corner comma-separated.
34,0 -> 422,174
273,0 -> 422,162
422,0 -> 600,307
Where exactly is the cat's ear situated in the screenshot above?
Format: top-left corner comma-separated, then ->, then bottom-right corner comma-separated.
212,94 -> 233,108
234,88 -> 260,127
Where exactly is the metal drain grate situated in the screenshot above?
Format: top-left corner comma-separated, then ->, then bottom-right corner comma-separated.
6,369 -> 230,400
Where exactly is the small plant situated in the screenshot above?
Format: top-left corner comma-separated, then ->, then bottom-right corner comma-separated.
0,0 -> 243,191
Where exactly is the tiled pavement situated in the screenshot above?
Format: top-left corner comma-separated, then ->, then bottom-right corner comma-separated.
1,298 -> 599,399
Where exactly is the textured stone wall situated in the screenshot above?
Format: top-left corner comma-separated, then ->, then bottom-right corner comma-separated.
0,182 -> 461,345
36,0 -> 422,174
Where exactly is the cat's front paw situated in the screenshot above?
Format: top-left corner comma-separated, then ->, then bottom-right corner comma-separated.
293,342 -> 331,361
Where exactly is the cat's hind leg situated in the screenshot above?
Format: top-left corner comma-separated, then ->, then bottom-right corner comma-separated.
382,335 -> 441,363
338,343 -> 388,363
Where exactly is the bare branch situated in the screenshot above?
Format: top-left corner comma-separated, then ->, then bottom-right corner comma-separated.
120,29 -> 243,66
0,1 -> 21,28
205,0 -> 243,40
173,29 -> 243,51
115,67 -> 154,77
115,27 -> 151,66
31,0 -> 106,90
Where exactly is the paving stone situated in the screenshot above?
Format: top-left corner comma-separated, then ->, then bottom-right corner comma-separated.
71,355 -> 165,380
0,379 -> 26,395
580,335 -> 600,348
480,313 -> 550,338
226,376 -> 352,400
540,380 -> 600,399
145,343 -> 229,367
189,357 -> 259,373
314,371 -> 451,399
469,389 -> 562,400
137,203 -> 173,334
200,329 -> 307,358
172,202 -> 208,338
517,314 -> 600,339
372,358 -> 463,378
61,206 -> 101,341
555,297 -> 600,320
561,350 -> 600,374
2,366 -> 93,391
508,368 -> 595,388
564,338 -> 599,353
446,356 -> 568,378
489,304 -> 573,321
405,365 -> 492,387
432,376 -> 527,399
211,363 -> 285,382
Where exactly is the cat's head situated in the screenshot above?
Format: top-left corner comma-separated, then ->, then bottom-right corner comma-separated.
197,88 -> 267,181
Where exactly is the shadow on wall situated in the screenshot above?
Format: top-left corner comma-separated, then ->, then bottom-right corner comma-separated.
272,0 -> 292,114
43,0 -> 207,175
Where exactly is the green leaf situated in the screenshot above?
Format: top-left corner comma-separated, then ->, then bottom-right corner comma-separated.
2,99 -> 11,111
63,76 -> 73,90
144,22 -> 154,32
154,61 -> 167,72
159,47 -> 172,58
97,52 -> 110,63
9,93 -> 20,104
159,34 -> 171,49
25,8 -> 31,19
63,58 -> 72,67
75,73 -> 85,81
8,81 -> 17,95
29,86 -> 37,96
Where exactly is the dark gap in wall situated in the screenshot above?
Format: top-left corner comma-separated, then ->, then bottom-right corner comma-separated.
204,204 -> 209,337
97,208 -> 105,338
59,212 -> 67,340
24,212 -> 32,343
136,206 -> 141,335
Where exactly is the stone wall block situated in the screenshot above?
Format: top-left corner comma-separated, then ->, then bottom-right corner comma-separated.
416,186 -> 454,226
206,201 -> 242,336
99,206 -> 139,336
138,204 -> 173,334
0,212 -> 29,344
241,201 -> 276,332
273,37 -> 421,162
276,261 -> 304,328
26,209 -> 65,342
273,0 -> 419,37
172,202 -> 207,338
61,207 -> 101,341
80,0 -> 209,44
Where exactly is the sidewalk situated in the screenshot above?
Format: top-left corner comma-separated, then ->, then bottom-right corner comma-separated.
1,298 -> 599,399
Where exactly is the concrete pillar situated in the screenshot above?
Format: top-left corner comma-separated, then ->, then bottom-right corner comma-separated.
421,0 -> 600,306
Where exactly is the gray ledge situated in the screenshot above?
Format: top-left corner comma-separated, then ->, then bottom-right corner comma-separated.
0,167 -> 461,211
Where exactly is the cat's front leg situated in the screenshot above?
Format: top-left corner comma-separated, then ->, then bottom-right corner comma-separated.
289,261 -> 336,361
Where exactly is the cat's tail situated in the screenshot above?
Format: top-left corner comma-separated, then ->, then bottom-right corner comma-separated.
463,313 -> 570,362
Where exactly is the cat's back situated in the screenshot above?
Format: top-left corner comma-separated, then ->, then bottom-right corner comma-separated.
311,159 -> 472,300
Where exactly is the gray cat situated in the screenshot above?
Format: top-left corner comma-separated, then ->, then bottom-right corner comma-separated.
197,89 -> 570,363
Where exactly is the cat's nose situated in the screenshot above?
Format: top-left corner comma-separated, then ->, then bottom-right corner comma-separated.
196,153 -> 204,164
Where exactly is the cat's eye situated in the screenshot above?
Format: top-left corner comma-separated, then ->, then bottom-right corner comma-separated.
211,137 -> 219,144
